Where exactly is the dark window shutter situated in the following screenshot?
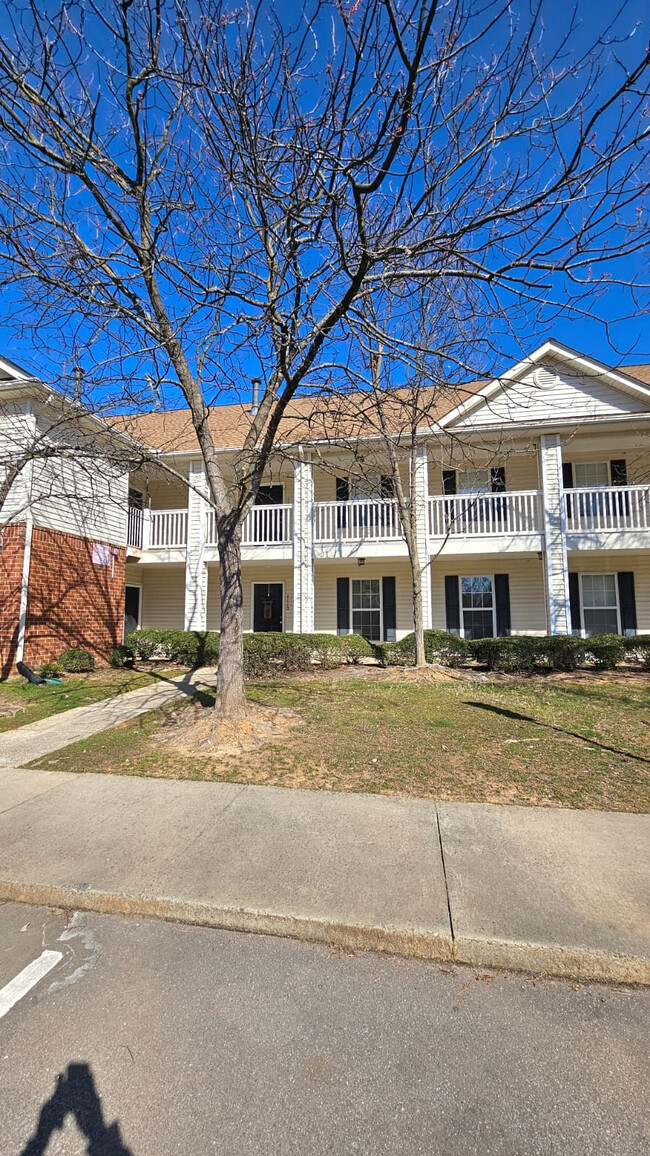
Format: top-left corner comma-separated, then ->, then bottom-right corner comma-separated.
380,475 -> 395,498
445,575 -> 461,634
617,572 -> 637,635
568,573 -> 581,633
611,460 -> 627,486
494,574 -> 511,636
382,576 -> 397,642
562,463 -> 574,489
442,470 -> 457,495
490,468 -> 506,493
336,477 -> 349,501
336,578 -> 350,635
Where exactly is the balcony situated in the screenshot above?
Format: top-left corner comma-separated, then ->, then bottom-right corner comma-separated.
565,486 -> 650,536
428,491 -> 541,538
206,505 -> 293,547
314,499 -> 402,543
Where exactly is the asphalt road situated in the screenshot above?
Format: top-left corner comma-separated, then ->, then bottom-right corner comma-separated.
0,902 -> 648,1156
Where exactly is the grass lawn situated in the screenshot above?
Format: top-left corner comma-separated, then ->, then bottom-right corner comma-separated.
28,670 -> 650,812
0,667 -> 185,734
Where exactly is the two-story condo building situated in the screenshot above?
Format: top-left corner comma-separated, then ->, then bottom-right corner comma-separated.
2,339 -> 650,675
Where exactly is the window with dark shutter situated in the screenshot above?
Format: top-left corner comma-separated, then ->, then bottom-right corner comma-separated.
568,573 -> 581,633
445,575 -> 460,634
382,576 -> 396,641
494,574 -> 511,636
336,577 -> 350,635
617,572 -> 637,635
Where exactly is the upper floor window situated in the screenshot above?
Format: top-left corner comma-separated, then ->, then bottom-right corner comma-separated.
574,462 -> 609,488
458,469 -> 490,494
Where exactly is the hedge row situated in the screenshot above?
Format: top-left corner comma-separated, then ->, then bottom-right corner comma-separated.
374,630 -> 650,672
123,628 -> 373,676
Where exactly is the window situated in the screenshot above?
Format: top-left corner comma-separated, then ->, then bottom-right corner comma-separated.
461,576 -> 495,639
581,574 -> 619,636
574,462 -> 609,488
457,469 -> 490,494
351,578 -> 381,642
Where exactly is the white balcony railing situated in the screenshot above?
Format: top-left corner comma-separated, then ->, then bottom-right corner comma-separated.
565,485 -> 650,533
150,509 -> 188,548
127,505 -> 144,548
206,504 -> 293,547
429,490 -> 541,537
314,499 -> 402,542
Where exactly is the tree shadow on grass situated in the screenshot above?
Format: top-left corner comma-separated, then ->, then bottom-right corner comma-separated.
20,1063 -> 133,1155
464,701 -> 650,765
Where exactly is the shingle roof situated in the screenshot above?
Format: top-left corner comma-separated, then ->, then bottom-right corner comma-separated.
622,363 -> 650,386
110,380 -> 485,453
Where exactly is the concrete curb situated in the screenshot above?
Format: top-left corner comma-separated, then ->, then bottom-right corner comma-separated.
2,878 -> 648,985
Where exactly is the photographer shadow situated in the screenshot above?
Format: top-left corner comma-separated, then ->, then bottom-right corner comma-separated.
20,1063 -> 133,1155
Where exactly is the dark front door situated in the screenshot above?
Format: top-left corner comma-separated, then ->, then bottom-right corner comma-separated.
253,583 -> 283,632
124,585 -> 140,640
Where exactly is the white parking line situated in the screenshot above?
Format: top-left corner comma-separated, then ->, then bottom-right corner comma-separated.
0,951 -> 63,1020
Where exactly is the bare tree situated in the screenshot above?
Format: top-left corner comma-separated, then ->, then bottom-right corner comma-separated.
0,0 -> 647,718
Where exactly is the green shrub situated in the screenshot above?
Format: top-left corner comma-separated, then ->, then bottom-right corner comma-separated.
58,647 -> 95,673
585,633 -> 625,670
110,644 -> 134,668
622,634 -> 650,669
338,633 -> 374,662
373,630 -> 469,668
536,635 -> 586,672
469,635 -> 586,674
243,632 -> 313,677
37,661 -> 60,677
125,629 -> 220,665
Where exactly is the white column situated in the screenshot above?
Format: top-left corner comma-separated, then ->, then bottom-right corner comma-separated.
414,442 -> 432,630
184,459 -> 208,631
540,434 -> 571,635
293,453 -> 314,633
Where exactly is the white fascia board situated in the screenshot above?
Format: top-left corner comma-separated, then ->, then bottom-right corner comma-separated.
437,340 -> 650,431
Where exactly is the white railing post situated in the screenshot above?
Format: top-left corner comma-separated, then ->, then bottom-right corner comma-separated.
540,435 -> 570,636
142,507 -> 151,551
414,443 -> 432,629
293,454 -> 314,633
184,462 -> 208,631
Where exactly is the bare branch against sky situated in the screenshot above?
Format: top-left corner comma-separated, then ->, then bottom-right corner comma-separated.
0,0 -> 647,715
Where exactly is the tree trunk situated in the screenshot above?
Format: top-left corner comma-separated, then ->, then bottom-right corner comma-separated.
411,561 -> 426,669
216,527 -> 248,720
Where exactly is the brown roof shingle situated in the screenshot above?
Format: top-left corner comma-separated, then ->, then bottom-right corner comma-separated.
111,381 -> 484,453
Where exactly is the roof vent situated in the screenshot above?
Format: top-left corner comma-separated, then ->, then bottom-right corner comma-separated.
533,365 -> 560,390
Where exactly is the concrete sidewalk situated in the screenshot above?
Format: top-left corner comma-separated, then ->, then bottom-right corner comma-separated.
0,766 -> 648,984
0,668 -> 214,768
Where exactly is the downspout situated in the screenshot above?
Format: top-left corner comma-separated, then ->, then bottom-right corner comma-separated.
16,447 -> 35,665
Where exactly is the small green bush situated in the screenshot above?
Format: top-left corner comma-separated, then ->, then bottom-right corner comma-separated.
338,633 -> 374,662
585,633 -> 625,670
243,632 -> 313,677
125,629 -> 220,665
469,635 -> 586,674
373,630 -> 469,668
110,644 -> 134,668
37,661 -> 60,677
58,647 -> 95,673
622,634 -> 650,669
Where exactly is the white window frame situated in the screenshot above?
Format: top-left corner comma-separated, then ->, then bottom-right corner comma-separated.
573,462 -> 611,489
349,576 -> 383,643
250,581 -> 285,632
579,573 -> 620,637
458,574 -> 496,640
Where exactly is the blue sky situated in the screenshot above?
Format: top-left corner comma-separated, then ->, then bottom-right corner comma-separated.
0,0 -> 647,410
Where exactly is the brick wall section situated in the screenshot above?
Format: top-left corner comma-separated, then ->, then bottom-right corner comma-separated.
0,526 -> 126,674
0,523 -> 26,679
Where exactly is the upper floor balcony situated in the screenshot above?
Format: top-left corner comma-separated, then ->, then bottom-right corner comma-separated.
126,482 -> 650,560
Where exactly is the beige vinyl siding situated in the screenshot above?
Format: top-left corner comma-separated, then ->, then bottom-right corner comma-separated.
128,564 -> 186,630
313,558 -> 414,638
567,550 -> 650,633
313,460 -> 410,503
0,403 -> 36,521
461,365 -> 650,427
206,562 -> 294,632
146,477 -> 189,510
432,554 -> 547,635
